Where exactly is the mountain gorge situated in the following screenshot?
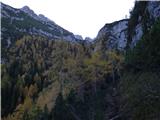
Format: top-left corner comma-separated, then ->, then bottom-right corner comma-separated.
1,1 -> 160,120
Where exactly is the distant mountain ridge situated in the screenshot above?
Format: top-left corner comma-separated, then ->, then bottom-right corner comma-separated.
1,2 -> 160,51
1,2 -> 86,48
1,1 -> 160,120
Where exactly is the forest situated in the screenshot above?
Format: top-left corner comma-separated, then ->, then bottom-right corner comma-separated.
1,1 -> 160,120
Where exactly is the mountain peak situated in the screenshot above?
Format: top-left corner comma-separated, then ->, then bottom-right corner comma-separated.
21,5 -> 37,17
21,5 -> 30,10
21,5 -> 56,24
21,5 -> 33,13
1,2 -> 85,47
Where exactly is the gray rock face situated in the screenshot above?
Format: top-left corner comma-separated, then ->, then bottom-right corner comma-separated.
96,1 -> 160,50
2,1 -> 159,50
85,37 -> 93,42
147,1 -> 160,20
129,1 -> 160,48
21,6 -> 36,17
96,19 -> 128,50
74,35 -> 83,40
1,2 -> 80,46
130,23 -> 143,48
21,6 -> 56,25
39,14 -> 55,24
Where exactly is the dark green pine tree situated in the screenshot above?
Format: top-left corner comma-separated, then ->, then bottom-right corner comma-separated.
52,93 -> 76,120
52,93 -> 66,120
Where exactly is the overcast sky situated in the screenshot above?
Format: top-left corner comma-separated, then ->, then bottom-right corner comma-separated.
1,0 -> 135,38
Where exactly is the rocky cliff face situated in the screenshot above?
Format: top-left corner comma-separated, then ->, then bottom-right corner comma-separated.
96,1 -> 160,50
96,19 -> 128,50
128,1 -> 160,48
1,3 -> 83,48
1,1 -> 160,120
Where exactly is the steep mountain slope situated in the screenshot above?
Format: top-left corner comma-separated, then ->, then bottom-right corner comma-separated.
94,2 -> 160,119
1,1 -> 160,120
1,2 -> 82,49
127,1 -> 160,48
1,35 -> 93,118
120,18 -> 160,120
96,19 -> 128,50
1,35 -> 123,120
95,1 -> 160,50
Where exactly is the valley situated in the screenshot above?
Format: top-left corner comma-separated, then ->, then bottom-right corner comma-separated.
1,1 -> 160,120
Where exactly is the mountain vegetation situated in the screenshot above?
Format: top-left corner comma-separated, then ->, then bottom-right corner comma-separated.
120,18 -> 160,119
1,35 -> 123,120
1,1 -> 160,120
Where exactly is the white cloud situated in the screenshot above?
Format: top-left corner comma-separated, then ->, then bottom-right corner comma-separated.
1,0 -> 135,38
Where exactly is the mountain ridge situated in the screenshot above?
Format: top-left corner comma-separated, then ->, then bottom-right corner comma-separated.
2,1 -> 160,51
1,1 -> 160,120
95,1 -> 160,51
1,2 -> 86,49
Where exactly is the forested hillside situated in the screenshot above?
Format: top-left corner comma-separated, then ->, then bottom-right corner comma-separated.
2,35 -> 123,120
1,1 -> 160,120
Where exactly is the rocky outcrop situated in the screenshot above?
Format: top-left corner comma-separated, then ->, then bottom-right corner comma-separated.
74,35 -> 83,40
96,1 -> 160,50
2,1 -> 160,51
21,6 -> 56,25
147,2 -> 160,21
1,2 -> 82,48
85,37 -> 93,42
128,1 -> 160,48
96,19 -> 128,50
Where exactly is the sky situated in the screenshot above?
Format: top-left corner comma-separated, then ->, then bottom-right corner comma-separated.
1,0 -> 135,39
